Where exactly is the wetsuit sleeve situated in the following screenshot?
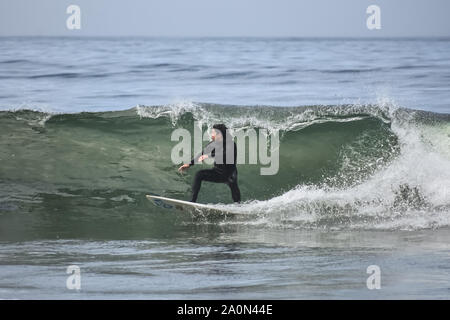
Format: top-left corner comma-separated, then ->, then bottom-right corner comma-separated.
189,141 -> 215,166
189,156 -> 197,166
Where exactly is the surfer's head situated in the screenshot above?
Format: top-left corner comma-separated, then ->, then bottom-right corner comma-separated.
212,124 -> 228,141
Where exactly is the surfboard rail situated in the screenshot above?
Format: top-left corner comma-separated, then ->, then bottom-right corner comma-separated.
146,195 -> 238,216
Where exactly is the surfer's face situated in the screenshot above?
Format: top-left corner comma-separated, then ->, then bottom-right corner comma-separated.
211,129 -> 222,141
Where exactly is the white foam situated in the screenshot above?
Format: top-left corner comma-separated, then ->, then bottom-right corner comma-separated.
135,100 -> 388,134
223,102 -> 450,230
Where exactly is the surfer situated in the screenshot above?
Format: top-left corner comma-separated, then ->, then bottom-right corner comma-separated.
178,124 -> 241,203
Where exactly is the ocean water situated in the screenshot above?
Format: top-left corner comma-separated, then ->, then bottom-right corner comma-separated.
0,37 -> 449,299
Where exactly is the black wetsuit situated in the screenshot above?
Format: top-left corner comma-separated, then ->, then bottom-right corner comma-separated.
189,140 -> 241,203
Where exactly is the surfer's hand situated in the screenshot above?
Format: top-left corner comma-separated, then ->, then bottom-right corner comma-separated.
198,154 -> 208,162
178,164 -> 190,172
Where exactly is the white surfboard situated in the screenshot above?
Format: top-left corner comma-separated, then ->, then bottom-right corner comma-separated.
146,195 -> 238,217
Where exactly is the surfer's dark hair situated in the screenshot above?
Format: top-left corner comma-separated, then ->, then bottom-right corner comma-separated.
212,124 -> 228,138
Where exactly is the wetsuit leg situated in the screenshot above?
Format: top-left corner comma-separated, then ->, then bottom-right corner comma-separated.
226,170 -> 241,203
227,180 -> 241,203
191,169 -> 227,202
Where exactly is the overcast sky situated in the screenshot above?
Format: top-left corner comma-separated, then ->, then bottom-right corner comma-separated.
1,0 -> 449,37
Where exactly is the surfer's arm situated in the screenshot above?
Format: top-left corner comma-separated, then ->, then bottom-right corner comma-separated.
178,144 -> 212,172
189,142 -> 214,166
188,154 -> 209,166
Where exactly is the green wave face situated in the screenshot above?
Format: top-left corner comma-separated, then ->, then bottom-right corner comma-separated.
0,103 -> 449,233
